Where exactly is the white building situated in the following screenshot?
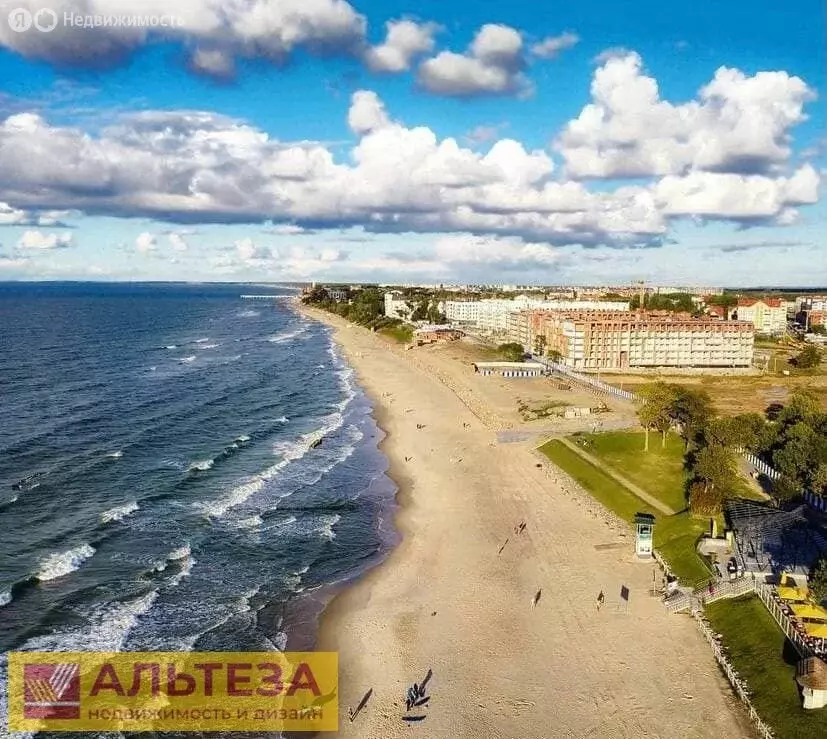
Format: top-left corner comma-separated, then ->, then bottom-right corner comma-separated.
384,292 -> 412,321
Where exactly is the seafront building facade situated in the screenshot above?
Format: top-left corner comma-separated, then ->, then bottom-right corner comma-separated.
512,310 -> 755,370
736,298 -> 787,335
444,297 -> 628,335
384,291 -> 412,320
800,296 -> 827,329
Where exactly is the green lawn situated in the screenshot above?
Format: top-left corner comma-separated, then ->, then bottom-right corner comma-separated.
706,596 -> 827,739
379,324 -> 413,343
578,431 -> 688,511
538,439 -> 714,583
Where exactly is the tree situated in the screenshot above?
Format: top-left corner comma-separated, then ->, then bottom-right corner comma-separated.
671,386 -> 713,451
693,444 -> 737,500
772,474 -> 801,504
638,382 -> 677,450
547,349 -> 563,364
811,555 -> 827,603
534,335 -> 547,356
793,345 -> 823,369
497,343 -> 525,362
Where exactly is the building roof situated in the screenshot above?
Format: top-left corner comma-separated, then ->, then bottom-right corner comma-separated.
473,362 -> 545,369
738,297 -> 784,308
797,658 -> 827,691
413,324 -> 460,334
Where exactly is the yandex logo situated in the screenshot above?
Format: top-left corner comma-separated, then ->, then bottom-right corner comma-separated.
8,652 -> 338,732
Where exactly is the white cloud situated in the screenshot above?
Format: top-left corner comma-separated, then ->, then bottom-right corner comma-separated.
17,230 -> 73,250
417,24 -> 531,97
530,32 -> 579,59
347,90 -> 390,135
0,201 -> 70,226
234,238 -> 273,262
653,165 -> 819,222
0,57 -> 819,250
556,51 -> 816,179
168,232 -> 189,251
0,0 -> 367,74
135,232 -> 157,253
0,255 -> 30,269
365,19 -> 439,72
434,234 -> 561,267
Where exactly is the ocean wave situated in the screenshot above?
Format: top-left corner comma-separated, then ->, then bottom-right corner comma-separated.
0,589 -> 11,607
231,515 -> 264,529
238,309 -> 260,317
168,545 -> 191,561
36,543 -> 96,581
267,325 -> 309,344
0,494 -> 18,509
235,434 -> 251,443
165,345 -> 177,350
100,501 -> 139,524
105,450 -> 123,459
198,343 -> 219,349
188,459 -> 214,472
319,514 -> 341,541
180,355 -> 197,363
195,338 -> 210,344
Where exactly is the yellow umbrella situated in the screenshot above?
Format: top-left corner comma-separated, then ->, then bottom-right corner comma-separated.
804,622 -> 827,639
791,603 -> 827,621
778,586 -> 809,602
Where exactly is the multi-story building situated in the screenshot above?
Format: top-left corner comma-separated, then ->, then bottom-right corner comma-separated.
531,311 -> 754,370
384,291 -> 412,320
445,297 -> 628,335
736,298 -> 787,335
799,296 -> 827,329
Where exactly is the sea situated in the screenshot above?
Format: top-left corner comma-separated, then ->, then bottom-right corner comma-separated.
0,282 -> 397,736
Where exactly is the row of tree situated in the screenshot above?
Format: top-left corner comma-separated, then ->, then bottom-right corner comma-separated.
637,382 -> 827,513
302,286 -> 394,329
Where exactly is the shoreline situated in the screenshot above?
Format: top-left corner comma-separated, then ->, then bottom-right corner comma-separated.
301,304 -> 754,738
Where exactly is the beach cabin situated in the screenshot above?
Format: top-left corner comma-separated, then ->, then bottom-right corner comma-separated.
797,657 -> 827,709
472,361 -> 545,378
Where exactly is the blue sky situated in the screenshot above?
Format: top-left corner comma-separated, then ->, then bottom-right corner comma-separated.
0,0 -> 823,285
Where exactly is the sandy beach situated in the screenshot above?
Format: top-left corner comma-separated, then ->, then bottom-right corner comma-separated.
306,307 -> 754,739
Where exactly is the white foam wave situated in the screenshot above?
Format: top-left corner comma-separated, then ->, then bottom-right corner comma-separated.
198,343 -> 218,349
0,589 -> 11,607
101,501 -> 139,523
319,514 -> 341,541
168,545 -> 191,561
267,325 -> 309,344
188,459 -> 214,472
238,309 -> 260,317
180,355 -> 196,363
165,345 -> 177,350
106,450 -> 123,459
36,543 -> 96,581
232,515 -> 264,529
235,434 -> 251,443
195,337 -> 210,343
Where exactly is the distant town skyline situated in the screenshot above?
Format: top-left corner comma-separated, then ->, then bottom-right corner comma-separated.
0,0 -> 823,284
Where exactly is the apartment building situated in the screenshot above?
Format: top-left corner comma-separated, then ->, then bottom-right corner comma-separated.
530,311 -> 754,370
445,297 -> 628,335
735,298 -> 787,335
800,296 -> 827,328
384,291 -> 412,320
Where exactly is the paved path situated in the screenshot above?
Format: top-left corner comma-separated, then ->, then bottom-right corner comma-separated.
556,436 -> 677,515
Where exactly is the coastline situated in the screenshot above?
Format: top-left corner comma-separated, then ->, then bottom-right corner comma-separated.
302,304 -> 754,738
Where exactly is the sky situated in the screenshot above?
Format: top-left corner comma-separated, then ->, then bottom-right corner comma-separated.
0,0 -> 824,286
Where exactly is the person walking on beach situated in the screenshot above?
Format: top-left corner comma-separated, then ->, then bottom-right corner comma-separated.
596,590 -> 605,612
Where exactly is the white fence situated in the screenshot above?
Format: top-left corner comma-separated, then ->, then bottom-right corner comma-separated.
530,356 -> 639,402
693,613 -> 776,739
695,576 -> 757,606
737,449 -> 781,480
754,582 -> 814,659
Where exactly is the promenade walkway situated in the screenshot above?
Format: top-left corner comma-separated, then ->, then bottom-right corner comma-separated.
556,436 -> 677,515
